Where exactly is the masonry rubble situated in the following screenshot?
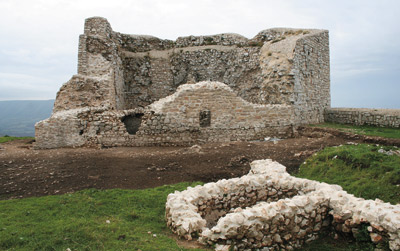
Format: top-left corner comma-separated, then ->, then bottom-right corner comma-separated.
378,148 -> 400,156
166,159 -> 400,250
35,16 -> 330,149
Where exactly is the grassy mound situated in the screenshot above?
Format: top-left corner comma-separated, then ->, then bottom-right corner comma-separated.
296,144 -> 400,204
0,183 -> 206,251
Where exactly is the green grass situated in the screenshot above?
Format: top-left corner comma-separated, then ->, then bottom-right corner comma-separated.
0,183 -> 207,251
0,136 -> 34,143
310,122 -> 400,139
296,144 -> 400,204
295,143 -> 399,251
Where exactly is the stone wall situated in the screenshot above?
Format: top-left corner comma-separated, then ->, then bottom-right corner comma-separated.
35,16 -> 331,149
292,31 -> 330,124
36,82 -> 295,148
325,108 -> 400,128
166,159 -> 400,250
35,109 -> 88,149
117,27 -> 330,122
55,17 -> 126,112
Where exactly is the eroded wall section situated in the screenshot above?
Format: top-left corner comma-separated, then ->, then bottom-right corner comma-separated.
36,82 -> 294,148
54,17 -> 126,112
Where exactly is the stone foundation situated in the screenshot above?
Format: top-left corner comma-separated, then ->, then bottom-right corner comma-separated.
165,159 -> 400,250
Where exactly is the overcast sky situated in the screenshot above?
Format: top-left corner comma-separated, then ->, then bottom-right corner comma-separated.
0,0 -> 399,108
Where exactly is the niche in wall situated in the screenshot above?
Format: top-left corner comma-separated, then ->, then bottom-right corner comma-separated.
122,113 -> 144,135
199,110 -> 211,127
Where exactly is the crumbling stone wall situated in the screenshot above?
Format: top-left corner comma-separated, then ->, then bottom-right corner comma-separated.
166,159 -> 400,250
35,109 -> 87,149
35,16 -> 330,149
55,17 -> 126,112
117,27 -> 330,119
36,81 -> 294,148
325,108 -> 400,128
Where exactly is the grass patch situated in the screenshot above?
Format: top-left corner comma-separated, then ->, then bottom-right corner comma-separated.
295,144 -> 400,204
310,122 -> 400,139
295,143 -> 400,250
0,136 -> 34,143
0,183 -> 207,251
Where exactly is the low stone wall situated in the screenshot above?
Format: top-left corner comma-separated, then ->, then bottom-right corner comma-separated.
35,82 -> 295,149
165,159 -> 400,250
325,108 -> 400,128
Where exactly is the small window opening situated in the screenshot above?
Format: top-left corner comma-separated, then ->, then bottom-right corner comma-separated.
122,113 -> 144,135
199,110 -> 211,127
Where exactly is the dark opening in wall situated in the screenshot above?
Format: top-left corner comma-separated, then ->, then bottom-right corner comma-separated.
122,113 -> 144,135
199,110 -> 211,127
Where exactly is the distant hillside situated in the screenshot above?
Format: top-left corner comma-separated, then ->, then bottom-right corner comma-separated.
0,100 -> 54,137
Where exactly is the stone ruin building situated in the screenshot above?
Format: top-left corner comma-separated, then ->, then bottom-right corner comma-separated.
35,16 -> 330,149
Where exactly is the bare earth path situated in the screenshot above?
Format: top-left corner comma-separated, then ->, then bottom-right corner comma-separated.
1,127 -> 399,200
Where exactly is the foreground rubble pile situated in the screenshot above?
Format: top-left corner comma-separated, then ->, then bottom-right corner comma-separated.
166,159 -> 400,250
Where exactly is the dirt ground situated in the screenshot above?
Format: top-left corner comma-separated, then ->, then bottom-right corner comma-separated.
1,127 -> 399,200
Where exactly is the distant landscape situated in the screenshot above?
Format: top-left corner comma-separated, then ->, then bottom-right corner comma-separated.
0,100 -> 54,137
